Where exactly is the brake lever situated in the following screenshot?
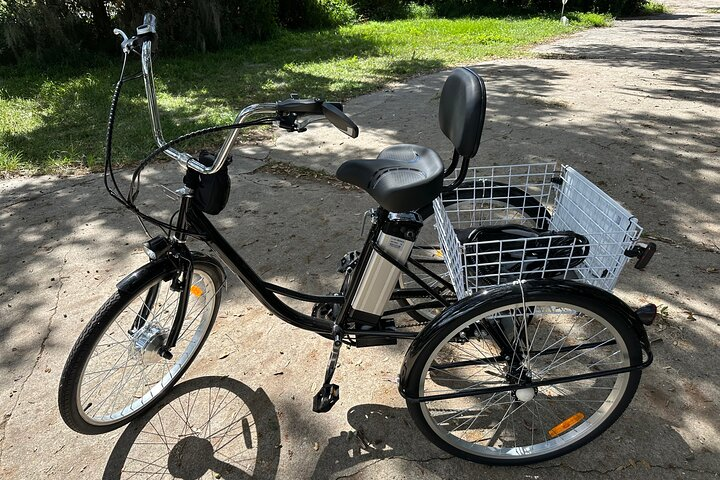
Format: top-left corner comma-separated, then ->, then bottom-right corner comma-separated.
114,28 -> 135,53
277,113 -> 298,132
296,115 -> 325,131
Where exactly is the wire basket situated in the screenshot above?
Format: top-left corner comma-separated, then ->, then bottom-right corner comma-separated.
433,163 -> 643,299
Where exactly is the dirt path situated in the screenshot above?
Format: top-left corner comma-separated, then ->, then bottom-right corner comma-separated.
1,2 -> 718,478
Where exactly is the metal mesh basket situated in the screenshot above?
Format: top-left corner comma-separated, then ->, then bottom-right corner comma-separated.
433,163 -> 643,299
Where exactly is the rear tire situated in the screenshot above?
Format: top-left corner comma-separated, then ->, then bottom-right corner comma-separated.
405,287 -> 642,465
58,255 -> 224,434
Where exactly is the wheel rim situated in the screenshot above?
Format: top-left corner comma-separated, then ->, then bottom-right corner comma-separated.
417,301 -> 632,461
76,269 -> 219,426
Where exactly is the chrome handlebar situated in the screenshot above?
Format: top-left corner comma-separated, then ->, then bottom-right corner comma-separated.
132,14 -> 356,176
136,13 -> 277,175
140,34 -> 196,167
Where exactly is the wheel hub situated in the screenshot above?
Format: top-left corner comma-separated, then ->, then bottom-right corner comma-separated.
132,323 -> 168,363
514,387 -> 536,402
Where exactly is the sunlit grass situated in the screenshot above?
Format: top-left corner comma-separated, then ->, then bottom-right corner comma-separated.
0,14 -> 610,176
641,2 -> 670,15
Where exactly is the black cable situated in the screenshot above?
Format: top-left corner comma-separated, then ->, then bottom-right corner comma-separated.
102,48 -> 278,237
126,117 -> 275,207
121,118 -> 276,235
103,52 -> 129,206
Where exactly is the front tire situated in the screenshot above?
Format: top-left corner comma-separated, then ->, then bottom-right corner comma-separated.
58,255 -> 225,434
405,287 -> 642,465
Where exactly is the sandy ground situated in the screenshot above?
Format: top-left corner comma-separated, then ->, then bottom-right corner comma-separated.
0,0 -> 718,478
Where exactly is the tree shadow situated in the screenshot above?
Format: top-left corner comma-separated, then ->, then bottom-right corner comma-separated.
265,56 -> 720,447
2,10 -> 719,475
0,163 -> 373,428
307,403 -> 701,477
103,376 -> 281,479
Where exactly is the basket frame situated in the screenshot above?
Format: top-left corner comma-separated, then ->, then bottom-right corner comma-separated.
433,163 -> 643,298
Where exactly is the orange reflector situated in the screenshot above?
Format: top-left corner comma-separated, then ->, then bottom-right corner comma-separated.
435,249 -> 444,258
548,412 -> 585,438
190,285 -> 203,297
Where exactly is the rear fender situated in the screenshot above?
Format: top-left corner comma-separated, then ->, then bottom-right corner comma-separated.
398,279 -> 651,399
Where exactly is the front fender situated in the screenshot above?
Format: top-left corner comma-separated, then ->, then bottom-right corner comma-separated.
116,252 -> 225,294
398,279 -> 651,399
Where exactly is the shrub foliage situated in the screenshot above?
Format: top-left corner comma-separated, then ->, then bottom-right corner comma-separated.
0,0 -> 646,64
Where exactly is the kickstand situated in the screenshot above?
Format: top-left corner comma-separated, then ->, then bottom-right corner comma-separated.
313,325 -> 343,413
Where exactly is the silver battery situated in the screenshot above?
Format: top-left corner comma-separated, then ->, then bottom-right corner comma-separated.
351,231 -> 414,316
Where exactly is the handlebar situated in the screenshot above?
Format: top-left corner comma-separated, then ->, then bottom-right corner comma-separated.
122,13 -> 358,176
140,13 -> 157,37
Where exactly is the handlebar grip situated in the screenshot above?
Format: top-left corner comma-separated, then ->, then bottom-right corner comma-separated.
136,13 -> 158,49
322,102 -> 359,138
143,13 -> 157,32
276,98 -> 345,115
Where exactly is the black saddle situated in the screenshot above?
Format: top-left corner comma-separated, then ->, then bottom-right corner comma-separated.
336,144 -> 444,213
336,67 -> 486,213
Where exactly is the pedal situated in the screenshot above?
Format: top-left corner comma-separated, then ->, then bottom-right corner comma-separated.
313,326 -> 343,413
312,384 -> 340,413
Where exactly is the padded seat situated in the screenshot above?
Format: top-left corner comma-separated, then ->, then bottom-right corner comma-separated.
336,144 -> 444,213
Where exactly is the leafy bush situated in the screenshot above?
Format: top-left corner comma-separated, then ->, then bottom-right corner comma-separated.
278,0 -> 357,29
353,0 -> 408,20
428,0 -> 648,17
120,0 -> 279,53
0,0 -> 642,65
0,1 -> 100,64
0,0 -> 280,64
406,2 -> 437,18
524,0 -> 648,15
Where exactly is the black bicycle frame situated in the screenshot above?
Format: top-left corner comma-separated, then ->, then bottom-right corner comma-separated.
184,200 -> 439,342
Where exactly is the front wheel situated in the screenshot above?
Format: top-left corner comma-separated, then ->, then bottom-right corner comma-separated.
58,255 -> 225,434
404,286 -> 643,465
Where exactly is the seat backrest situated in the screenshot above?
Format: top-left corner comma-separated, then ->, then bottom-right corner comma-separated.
438,67 -> 486,159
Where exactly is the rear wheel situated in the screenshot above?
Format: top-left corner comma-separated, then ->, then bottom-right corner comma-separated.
398,182 -> 548,324
405,288 -> 642,465
58,255 -> 224,434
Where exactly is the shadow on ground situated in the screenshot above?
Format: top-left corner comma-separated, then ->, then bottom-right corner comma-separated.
103,376 -> 281,479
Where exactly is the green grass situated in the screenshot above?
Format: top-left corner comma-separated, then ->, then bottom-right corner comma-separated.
0,14 -> 610,176
640,2 -> 670,15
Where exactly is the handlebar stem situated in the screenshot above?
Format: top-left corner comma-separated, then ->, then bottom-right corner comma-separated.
139,30 -> 277,175
141,39 -> 193,166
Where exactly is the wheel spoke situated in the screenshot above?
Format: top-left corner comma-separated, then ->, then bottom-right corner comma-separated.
62,264 -> 221,432
412,297 -> 641,464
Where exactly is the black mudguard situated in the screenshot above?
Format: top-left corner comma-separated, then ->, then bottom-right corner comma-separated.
398,279 -> 652,400
115,252 -> 226,294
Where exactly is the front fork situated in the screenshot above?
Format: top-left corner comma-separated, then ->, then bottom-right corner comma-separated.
132,189 -> 196,360
158,249 -> 194,358
160,190 -> 197,358
127,243 -> 194,360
